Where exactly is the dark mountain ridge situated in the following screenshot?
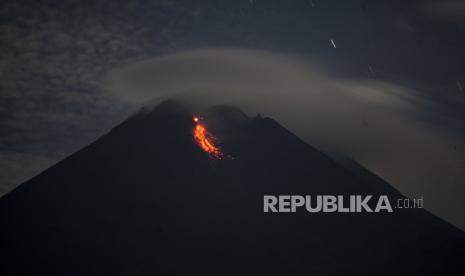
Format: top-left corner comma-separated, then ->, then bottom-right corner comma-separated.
1,100 -> 464,275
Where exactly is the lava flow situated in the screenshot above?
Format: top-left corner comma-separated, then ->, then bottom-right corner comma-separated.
193,116 -> 227,159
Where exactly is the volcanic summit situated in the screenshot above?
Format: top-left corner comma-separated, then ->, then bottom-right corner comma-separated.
1,101 -> 464,275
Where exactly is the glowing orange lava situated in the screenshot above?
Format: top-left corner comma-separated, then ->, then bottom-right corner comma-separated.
193,117 -> 225,159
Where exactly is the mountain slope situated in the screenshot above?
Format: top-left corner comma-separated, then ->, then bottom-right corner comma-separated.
1,101 -> 464,275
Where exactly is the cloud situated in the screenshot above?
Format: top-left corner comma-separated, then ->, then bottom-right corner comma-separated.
0,0 -> 151,196
420,1 -> 465,27
105,48 -> 465,230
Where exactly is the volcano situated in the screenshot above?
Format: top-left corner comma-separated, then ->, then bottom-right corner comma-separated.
1,101 -> 464,275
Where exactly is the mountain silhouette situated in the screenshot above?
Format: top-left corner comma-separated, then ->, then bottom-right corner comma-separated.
1,100 -> 464,275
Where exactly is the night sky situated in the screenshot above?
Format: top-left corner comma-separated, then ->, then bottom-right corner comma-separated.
1,0 -> 465,228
